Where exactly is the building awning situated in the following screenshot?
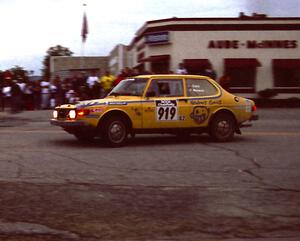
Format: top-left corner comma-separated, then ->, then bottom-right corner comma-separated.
224,58 -> 261,68
273,59 -> 300,69
140,54 -> 170,63
183,59 -> 211,68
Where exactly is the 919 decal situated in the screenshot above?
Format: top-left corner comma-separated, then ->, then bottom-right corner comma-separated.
156,100 -> 178,121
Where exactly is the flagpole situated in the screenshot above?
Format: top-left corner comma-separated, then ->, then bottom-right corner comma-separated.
81,3 -> 88,70
81,40 -> 85,57
81,3 -> 87,57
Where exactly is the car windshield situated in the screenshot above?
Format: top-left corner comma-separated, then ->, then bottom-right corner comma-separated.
109,78 -> 148,96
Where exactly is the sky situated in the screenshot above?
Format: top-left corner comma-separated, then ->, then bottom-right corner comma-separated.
0,0 -> 300,75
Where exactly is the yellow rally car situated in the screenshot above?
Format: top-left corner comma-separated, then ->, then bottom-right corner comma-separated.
51,74 -> 258,147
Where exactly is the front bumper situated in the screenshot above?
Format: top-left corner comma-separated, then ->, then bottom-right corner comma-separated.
50,119 -> 86,128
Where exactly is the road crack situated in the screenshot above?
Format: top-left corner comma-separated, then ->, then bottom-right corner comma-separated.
0,152 -> 25,179
0,220 -> 78,239
202,143 -> 275,186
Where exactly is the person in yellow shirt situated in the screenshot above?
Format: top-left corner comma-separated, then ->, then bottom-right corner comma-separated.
100,71 -> 115,96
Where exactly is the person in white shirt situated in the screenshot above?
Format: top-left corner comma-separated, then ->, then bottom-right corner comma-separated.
40,80 -> 50,109
86,71 -> 99,89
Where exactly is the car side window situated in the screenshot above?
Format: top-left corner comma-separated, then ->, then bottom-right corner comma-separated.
147,79 -> 184,97
186,78 -> 218,97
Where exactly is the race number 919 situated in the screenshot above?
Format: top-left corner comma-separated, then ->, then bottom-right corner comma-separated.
157,106 -> 178,120
156,100 -> 178,121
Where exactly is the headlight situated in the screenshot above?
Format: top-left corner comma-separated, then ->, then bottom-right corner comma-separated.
68,110 -> 76,119
53,110 -> 58,119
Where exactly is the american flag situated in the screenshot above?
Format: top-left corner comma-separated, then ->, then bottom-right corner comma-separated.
81,11 -> 88,43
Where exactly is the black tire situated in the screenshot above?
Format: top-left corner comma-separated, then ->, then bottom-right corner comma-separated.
209,112 -> 235,142
101,116 -> 128,147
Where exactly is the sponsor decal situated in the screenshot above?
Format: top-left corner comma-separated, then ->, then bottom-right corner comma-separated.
208,100 -> 222,105
190,106 -> 209,124
90,108 -> 104,113
190,100 -> 208,105
144,107 -> 155,113
245,99 -> 252,112
108,102 -> 128,105
131,107 -> 142,116
77,101 -> 104,108
190,99 -> 222,105
179,115 -> 186,121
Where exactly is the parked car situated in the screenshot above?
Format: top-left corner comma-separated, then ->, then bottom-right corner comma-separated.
50,74 -> 258,147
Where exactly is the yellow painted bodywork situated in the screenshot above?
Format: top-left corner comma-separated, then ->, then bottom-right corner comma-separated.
54,75 -> 256,130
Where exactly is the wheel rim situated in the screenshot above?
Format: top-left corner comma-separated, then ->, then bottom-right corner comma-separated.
108,121 -> 126,143
216,119 -> 232,137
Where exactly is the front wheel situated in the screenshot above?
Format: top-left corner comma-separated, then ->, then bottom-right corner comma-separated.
209,113 -> 235,142
101,116 -> 128,147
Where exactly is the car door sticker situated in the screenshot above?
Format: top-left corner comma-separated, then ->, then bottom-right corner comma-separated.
156,100 -> 178,121
245,99 -> 252,112
190,106 -> 209,124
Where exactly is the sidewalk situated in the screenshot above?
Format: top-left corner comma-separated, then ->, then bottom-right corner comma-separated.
253,98 -> 300,108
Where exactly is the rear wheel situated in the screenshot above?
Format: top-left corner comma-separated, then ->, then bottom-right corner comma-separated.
209,113 -> 235,142
101,116 -> 128,147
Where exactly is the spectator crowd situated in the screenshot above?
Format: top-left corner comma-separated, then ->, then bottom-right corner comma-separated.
1,64 -> 223,113
0,67 -> 139,113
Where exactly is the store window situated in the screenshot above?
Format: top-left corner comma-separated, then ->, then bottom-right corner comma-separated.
183,59 -> 211,75
273,59 -> 300,92
223,58 -> 261,93
151,61 -> 169,74
134,63 -> 145,75
141,55 -> 170,74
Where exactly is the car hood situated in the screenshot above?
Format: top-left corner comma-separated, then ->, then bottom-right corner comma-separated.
75,96 -> 142,108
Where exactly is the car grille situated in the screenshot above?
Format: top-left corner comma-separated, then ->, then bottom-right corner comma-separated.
57,109 -> 70,119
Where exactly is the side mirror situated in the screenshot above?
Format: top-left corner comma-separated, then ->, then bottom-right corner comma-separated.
146,91 -> 156,97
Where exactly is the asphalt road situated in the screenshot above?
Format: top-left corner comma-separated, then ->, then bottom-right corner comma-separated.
0,108 -> 299,241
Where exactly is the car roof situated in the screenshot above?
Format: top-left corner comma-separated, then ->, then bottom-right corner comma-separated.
135,74 -> 210,79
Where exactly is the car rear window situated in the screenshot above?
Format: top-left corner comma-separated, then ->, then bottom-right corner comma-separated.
186,78 -> 218,97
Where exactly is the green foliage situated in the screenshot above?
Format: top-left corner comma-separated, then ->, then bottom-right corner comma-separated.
41,45 -> 73,81
0,70 -> 3,82
0,66 -> 29,83
9,66 -> 29,81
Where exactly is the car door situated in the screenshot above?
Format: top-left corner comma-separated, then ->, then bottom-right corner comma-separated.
142,77 -> 186,129
184,77 -> 222,127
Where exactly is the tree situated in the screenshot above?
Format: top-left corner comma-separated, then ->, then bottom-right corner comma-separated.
42,45 -> 73,81
0,70 -> 3,83
9,66 -> 29,81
